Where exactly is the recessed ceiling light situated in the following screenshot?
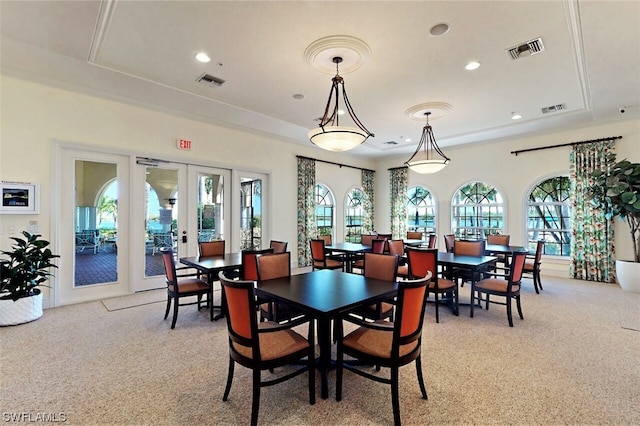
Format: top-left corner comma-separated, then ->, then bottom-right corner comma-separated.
404,138 -> 412,143
337,109 -> 346,115
465,61 -> 481,71
511,112 -> 522,120
430,23 -> 450,36
293,94 -> 304,100
195,52 -> 211,63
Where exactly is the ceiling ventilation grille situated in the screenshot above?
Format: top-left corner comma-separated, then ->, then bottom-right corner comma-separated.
507,37 -> 545,60
541,103 -> 566,114
197,73 -> 225,87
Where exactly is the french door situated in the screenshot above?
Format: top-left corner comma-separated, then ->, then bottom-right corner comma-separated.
56,147 -> 131,306
131,160 -> 231,291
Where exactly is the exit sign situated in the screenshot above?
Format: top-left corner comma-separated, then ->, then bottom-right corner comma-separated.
177,139 -> 192,150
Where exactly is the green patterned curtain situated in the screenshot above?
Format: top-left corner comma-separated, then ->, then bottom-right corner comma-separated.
297,157 -> 317,267
362,169 -> 375,233
390,168 -> 408,239
569,141 -> 617,282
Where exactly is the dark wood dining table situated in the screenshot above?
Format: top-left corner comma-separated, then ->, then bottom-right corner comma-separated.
180,252 -> 243,320
325,242 -> 371,273
437,252 -> 497,314
255,269 -> 398,399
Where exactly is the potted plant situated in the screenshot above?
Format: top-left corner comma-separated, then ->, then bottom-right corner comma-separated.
588,159 -> 640,292
0,231 -> 59,325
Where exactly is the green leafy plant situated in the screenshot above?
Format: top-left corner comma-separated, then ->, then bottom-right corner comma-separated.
588,159 -> 640,263
0,232 -> 59,301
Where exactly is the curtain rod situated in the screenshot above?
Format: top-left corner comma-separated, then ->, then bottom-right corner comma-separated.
296,155 -> 375,173
510,135 -> 622,156
387,166 -> 408,171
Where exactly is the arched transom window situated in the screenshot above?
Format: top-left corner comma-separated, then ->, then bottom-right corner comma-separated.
406,186 -> 436,234
345,188 -> 365,243
315,183 -> 335,240
452,182 -> 504,238
527,176 -> 572,256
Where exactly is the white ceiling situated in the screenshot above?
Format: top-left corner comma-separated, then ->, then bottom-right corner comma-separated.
1,0 -> 639,159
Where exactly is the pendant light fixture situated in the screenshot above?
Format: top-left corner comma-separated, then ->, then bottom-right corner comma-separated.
405,111 -> 450,174
308,57 -> 374,152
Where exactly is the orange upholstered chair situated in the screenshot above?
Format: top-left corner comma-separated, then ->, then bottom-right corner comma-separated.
406,247 -> 458,323
473,251 -> 527,327
310,239 -> 344,271
219,271 -> 315,426
523,240 -> 544,293
335,275 -> 431,425
160,248 -> 210,329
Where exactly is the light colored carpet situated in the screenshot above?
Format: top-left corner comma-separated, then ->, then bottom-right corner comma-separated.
1,274 -> 638,425
101,289 -> 166,311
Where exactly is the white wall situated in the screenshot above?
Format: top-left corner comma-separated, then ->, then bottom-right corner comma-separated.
0,76 -> 375,262
1,75 -> 638,283
374,119 -> 639,275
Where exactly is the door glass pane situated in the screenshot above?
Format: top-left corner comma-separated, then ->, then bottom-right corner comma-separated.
198,172 -> 224,243
74,160 -> 118,286
240,178 -> 261,250
145,167 -> 178,277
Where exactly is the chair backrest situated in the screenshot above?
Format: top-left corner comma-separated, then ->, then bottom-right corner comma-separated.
160,248 -> 177,289
387,239 -> 405,257
363,253 -> 399,283
392,276 -> 429,355
427,233 -> 437,248
269,240 -> 288,254
406,247 -> 437,280
310,239 -> 327,262
406,231 -> 423,240
487,234 -> 510,246
533,240 -> 545,263
453,240 -> 485,257
256,251 -> 291,282
376,233 -> 392,241
199,240 -> 225,256
361,234 -> 376,246
444,234 -> 455,252
371,239 -> 386,254
218,271 -> 259,353
508,251 -> 527,287
318,235 -> 332,246
241,248 -> 274,281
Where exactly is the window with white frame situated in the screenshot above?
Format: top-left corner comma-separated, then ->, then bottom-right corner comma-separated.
345,188 -> 365,243
527,176 -> 572,256
452,182 -> 504,238
315,183 -> 334,240
406,186 -> 436,234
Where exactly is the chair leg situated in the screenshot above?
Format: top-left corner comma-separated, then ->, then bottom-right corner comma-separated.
454,288 -> 459,316
535,269 -> 543,292
391,367 -> 401,426
308,322 -> 316,405
222,357 -> 235,401
434,292 -> 440,323
250,369 -> 261,426
164,295 -> 172,320
171,298 -> 179,329
516,295 -> 524,320
485,294 -> 490,310
415,355 -> 428,400
506,296 -> 513,327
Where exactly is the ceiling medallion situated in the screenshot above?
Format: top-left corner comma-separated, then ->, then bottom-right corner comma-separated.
304,35 -> 371,75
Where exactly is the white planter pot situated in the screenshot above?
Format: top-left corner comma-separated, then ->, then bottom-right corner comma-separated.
616,260 -> 640,293
0,290 -> 43,326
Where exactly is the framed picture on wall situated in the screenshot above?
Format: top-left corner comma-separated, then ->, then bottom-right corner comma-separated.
0,182 -> 40,214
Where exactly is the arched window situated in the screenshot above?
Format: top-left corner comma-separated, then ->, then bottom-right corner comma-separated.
345,188 -> 365,243
452,182 -> 504,238
527,176 -> 572,256
315,183 -> 335,240
406,186 -> 436,234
